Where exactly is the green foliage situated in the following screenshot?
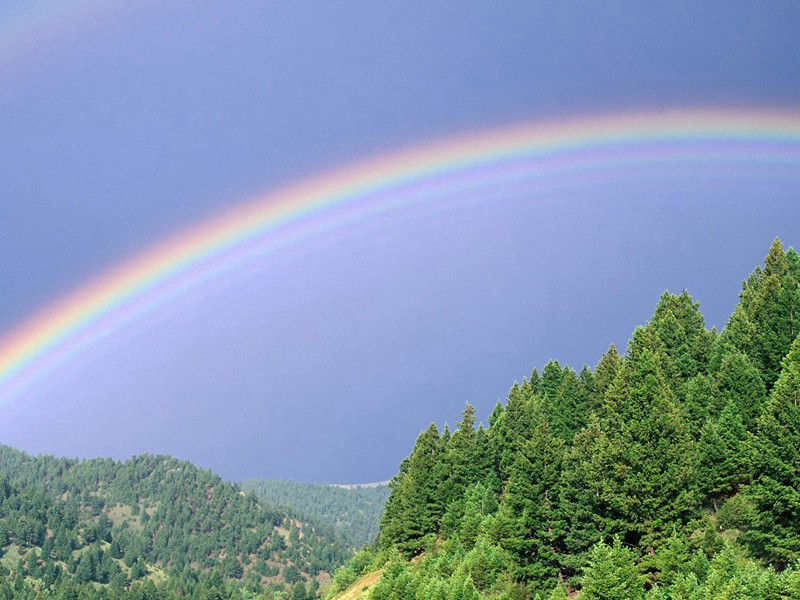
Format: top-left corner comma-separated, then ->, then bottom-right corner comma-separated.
0,447 -> 351,598
580,539 -> 645,600
743,333 -> 800,568
380,423 -> 445,555
240,478 -> 390,548
329,240 -> 800,600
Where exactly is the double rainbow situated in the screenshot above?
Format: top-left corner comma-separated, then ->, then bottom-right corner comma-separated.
2,109 -> 800,404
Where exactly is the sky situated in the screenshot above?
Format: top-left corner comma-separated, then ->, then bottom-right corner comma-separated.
1,2 -> 800,483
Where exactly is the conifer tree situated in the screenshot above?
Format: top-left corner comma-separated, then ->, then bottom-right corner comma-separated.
649,291 -> 714,386
730,239 -> 800,389
594,345 -> 622,400
495,414 -> 564,587
600,327 -> 697,553
446,405 -> 480,502
543,368 -> 591,442
560,327 -> 696,568
380,424 -> 444,554
682,374 -> 715,435
540,361 -> 566,401
695,400 -> 748,508
489,384 -> 538,482
713,350 -> 766,430
580,539 -> 645,600
744,335 -> 800,568
488,401 -> 504,429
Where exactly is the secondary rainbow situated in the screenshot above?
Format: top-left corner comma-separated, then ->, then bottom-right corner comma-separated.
2,108 -> 800,404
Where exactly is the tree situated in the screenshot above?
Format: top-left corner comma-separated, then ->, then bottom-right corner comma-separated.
495,415 -> 565,587
695,401 -> 748,508
744,334 -> 800,568
713,349 -> 767,430
489,384 -> 538,482
580,539 -> 645,600
543,368 -> 591,442
380,423 -> 444,554
560,326 -> 696,569
649,291 -> 714,388
730,239 -> 800,389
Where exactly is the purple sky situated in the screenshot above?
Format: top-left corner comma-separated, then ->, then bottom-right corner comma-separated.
1,2 -> 800,483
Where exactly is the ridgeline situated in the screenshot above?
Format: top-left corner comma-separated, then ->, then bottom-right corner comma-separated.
0,448 -> 351,599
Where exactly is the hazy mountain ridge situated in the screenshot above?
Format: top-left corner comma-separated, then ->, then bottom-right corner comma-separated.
0,446 -> 351,598
241,479 -> 390,548
328,239 -> 800,599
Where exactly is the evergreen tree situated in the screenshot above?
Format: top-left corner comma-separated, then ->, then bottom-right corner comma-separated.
543,368 -> 591,442
580,539 -> 645,600
594,345 -> 622,400
489,384 -> 538,482
695,401 -> 748,509
731,239 -> 800,389
380,424 -> 444,554
649,290 -> 714,388
713,349 -> 767,430
445,405 -> 481,502
560,327 -> 696,568
682,374 -> 715,435
540,361 -> 566,401
494,415 -> 564,587
744,334 -> 800,568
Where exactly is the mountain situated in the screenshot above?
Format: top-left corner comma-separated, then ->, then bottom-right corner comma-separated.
0,446 -> 352,598
328,239 -> 800,599
241,479 -> 390,548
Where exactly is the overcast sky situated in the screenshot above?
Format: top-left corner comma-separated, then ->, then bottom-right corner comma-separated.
1,2 -> 800,483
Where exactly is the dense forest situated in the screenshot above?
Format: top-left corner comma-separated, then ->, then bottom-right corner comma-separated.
0,448 -> 352,599
328,239 -> 800,599
241,480 -> 390,548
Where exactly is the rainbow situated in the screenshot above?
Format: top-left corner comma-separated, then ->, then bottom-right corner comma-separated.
2,108 -> 800,403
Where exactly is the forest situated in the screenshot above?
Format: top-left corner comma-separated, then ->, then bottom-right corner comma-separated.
0,448 -> 351,599
327,239 -> 800,599
240,479 -> 389,549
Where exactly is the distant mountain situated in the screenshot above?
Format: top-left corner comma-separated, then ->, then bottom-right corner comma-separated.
0,445 -> 351,598
332,481 -> 391,490
241,479 -> 390,548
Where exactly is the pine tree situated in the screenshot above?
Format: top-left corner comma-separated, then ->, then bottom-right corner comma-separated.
540,361 -> 566,401
600,327 -> 697,553
649,290 -> 714,387
594,345 -> 622,401
744,334 -> 800,568
713,349 -> 767,430
495,414 -> 565,587
543,368 -> 591,442
380,423 -> 444,554
580,539 -> 645,600
695,401 -> 748,508
731,239 -> 800,389
559,327 -> 696,570
446,405 -> 480,501
682,374 -> 715,435
489,384 -> 538,482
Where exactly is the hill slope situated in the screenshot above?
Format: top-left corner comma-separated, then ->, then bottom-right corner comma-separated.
328,239 -> 800,599
0,446 -> 351,598
241,478 -> 390,548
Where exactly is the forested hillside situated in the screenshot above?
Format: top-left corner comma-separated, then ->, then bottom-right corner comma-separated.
0,448 -> 351,599
328,239 -> 800,599
241,479 -> 390,548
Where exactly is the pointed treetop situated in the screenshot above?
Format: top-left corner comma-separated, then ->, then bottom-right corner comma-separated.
595,344 -> 622,396
763,237 -> 786,277
488,400 -> 504,429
